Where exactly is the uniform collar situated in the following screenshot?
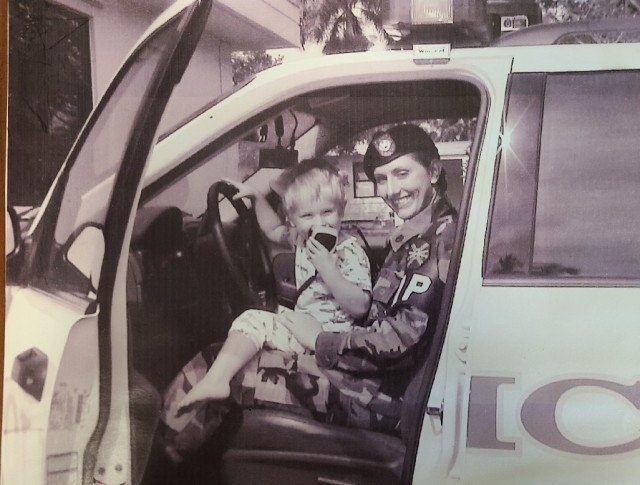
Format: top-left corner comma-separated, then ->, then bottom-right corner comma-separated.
389,204 -> 433,252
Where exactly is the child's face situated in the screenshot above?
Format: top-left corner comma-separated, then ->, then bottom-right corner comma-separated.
289,192 -> 342,240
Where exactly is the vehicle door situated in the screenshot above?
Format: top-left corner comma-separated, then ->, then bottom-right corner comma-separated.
2,1 -> 211,484
429,43 -> 640,484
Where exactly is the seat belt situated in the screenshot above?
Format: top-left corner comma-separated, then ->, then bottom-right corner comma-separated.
293,272 -> 317,304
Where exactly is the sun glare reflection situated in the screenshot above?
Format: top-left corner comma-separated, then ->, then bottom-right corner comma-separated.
499,128 -> 512,153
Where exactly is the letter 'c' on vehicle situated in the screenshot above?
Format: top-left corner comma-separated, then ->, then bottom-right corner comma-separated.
521,379 -> 640,455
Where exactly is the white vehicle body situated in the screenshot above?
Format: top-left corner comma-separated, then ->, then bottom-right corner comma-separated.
4,1 -> 640,483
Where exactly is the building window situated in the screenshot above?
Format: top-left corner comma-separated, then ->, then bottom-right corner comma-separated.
353,162 -> 377,198
8,0 -> 93,206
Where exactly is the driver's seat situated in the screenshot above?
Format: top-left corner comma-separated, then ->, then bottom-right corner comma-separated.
218,355 -> 430,485
214,250 -> 427,484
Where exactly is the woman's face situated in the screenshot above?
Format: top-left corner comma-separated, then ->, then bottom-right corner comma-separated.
373,153 -> 440,221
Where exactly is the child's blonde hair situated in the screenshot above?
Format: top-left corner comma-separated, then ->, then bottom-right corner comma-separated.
274,158 -> 346,222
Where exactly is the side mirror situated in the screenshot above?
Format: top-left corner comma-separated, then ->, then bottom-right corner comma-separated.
6,207 -> 25,284
5,207 -> 18,257
66,225 -> 105,294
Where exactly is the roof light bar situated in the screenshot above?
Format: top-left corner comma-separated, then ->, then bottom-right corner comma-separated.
382,0 -> 541,46
413,0 -> 454,24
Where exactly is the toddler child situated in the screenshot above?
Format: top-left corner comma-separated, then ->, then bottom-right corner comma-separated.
174,158 -> 371,413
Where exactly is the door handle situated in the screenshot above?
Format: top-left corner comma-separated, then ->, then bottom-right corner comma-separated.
12,347 -> 48,401
427,402 -> 444,424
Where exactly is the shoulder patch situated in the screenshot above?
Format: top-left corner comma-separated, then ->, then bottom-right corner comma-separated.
435,215 -> 454,236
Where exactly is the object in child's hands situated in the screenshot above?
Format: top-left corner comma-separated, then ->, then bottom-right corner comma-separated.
310,227 -> 338,252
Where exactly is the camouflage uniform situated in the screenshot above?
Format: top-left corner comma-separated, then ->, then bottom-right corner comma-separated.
159,194 -> 457,459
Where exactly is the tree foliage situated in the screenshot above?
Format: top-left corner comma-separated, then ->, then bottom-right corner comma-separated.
538,0 -> 639,22
299,0 -> 640,55
300,0 -> 390,54
231,50 -> 284,85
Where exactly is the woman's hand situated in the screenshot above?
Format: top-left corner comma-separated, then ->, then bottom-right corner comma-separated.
221,177 -> 259,201
277,312 -> 323,350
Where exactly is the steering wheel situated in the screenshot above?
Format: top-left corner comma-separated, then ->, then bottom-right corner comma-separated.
207,180 -> 278,312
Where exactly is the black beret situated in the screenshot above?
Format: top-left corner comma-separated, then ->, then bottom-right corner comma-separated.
363,124 -> 439,181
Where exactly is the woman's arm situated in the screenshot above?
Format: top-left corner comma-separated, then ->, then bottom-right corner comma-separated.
315,216 -> 456,372
314,302 -> 432,372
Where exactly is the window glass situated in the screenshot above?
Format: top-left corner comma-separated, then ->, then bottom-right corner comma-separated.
486,71 -> 640,280
486,74 -> 544,276
353,162 -> 377,197
54,21 -> 183,245
533,72 -> 640,279
37,14 -> 186,298
8,1 -> 92,206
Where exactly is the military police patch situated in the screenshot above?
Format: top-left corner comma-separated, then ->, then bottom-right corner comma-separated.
373,133 -> 396,157
406,241 -> 430,269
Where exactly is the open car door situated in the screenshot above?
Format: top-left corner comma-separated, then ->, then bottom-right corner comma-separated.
2,0 -> 211,483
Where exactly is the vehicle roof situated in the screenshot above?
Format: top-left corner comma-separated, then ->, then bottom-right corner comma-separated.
146,25 -> 640,193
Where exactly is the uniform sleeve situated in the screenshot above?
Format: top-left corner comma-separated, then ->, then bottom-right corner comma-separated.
336,238 -> 372,293
315,304 -> 430,372
435,216 -> 456,284
315,218 -> 456,372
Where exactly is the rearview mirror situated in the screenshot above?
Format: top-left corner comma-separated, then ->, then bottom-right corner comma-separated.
259,147 -> 298,169
259,114 -> 298,168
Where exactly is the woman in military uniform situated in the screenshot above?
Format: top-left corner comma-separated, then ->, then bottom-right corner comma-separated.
159,124 -> 458,460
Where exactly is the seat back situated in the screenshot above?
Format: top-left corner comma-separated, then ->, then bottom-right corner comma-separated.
272,251 -> 297,308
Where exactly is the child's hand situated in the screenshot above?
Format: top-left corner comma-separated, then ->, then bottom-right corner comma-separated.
306,237 -> 338,276
277,313 -> 323,349
221,178 -> 259,201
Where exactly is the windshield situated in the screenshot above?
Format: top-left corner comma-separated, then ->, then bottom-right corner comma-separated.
145,79 -> 479,221
158,76 -> 257,142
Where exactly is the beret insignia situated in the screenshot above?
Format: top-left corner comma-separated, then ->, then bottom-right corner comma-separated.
374,133 -> 396,157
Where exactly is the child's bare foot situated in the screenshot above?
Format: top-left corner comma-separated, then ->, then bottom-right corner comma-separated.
176,379 -> 230,416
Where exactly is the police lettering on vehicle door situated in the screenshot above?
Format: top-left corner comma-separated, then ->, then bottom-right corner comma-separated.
467,375 -> 640,455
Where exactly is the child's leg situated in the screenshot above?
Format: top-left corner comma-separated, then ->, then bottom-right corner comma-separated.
177,330 -> 258,413
176,308 -> 307,414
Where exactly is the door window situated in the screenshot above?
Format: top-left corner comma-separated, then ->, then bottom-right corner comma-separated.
486,71 -> 640,281
30,13 -> 192,300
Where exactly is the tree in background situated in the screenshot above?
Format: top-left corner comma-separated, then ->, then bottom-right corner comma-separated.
300,0 -> 390,54
538,0 -> 639,22
231,50 -> 284,85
